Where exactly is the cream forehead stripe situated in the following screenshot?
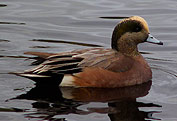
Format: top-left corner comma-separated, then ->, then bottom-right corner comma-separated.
120,16 -> 149,32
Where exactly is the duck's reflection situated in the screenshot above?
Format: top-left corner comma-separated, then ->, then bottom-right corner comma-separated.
14,81 -> 161,121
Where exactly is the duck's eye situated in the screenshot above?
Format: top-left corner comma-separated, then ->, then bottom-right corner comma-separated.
134,26 -> 142,32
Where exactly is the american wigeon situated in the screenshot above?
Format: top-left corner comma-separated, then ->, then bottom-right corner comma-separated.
15,16 -> 163,88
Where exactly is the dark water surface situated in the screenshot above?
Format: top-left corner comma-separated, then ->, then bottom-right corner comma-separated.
0,0 -> 177,121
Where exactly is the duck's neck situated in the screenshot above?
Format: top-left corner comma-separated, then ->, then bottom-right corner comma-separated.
117,40 -> 140,57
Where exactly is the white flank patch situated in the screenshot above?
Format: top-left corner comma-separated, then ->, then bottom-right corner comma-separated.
60,75 -> 75,87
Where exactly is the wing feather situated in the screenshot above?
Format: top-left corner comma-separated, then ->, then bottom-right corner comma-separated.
16,48 -> 134,82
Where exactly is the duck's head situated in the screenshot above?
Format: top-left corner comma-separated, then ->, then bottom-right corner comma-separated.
111,16 -> 163,56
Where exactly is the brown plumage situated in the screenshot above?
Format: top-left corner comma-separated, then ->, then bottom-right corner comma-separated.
14,16 -> 163,87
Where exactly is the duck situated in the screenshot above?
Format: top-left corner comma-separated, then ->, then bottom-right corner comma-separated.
15,16 -> 163,88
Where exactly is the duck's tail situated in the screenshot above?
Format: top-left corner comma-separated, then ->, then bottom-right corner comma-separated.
10,72 -> 63,86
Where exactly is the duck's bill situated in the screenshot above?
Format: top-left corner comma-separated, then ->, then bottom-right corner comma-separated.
146,34 -> 163,45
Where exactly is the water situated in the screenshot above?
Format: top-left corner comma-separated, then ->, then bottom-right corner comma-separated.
0,0 -> 177,120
